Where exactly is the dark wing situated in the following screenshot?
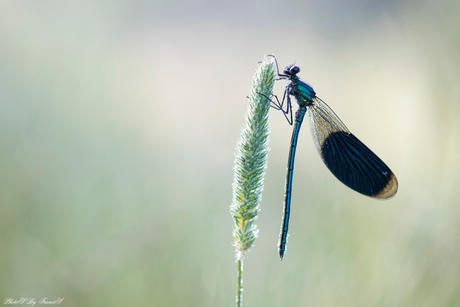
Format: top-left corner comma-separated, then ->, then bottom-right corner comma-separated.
307,97 -> 398,199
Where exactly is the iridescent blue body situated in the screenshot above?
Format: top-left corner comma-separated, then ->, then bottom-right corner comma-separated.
278,76 -> 315,259
268,55 -> 398,260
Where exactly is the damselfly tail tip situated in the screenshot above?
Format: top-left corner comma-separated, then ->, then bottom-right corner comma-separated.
278,251 -> 285,261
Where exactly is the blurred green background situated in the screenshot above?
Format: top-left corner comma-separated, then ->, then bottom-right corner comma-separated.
1,0 -> 459,306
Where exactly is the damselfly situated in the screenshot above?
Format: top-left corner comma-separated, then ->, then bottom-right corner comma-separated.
265,55 -> 398,259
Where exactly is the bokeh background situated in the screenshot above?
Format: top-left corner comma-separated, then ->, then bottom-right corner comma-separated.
1,1 -> 459,306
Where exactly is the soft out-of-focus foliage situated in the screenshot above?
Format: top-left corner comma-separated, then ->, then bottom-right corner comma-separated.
1,1 -> 459,306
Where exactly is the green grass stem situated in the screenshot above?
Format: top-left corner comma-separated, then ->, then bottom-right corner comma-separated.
230,56 -> 276,307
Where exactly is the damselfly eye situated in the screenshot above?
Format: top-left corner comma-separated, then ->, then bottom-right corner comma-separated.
290,66 -> 300,74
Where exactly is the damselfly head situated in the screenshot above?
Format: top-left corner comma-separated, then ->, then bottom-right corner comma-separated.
284,65 -> 300,76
